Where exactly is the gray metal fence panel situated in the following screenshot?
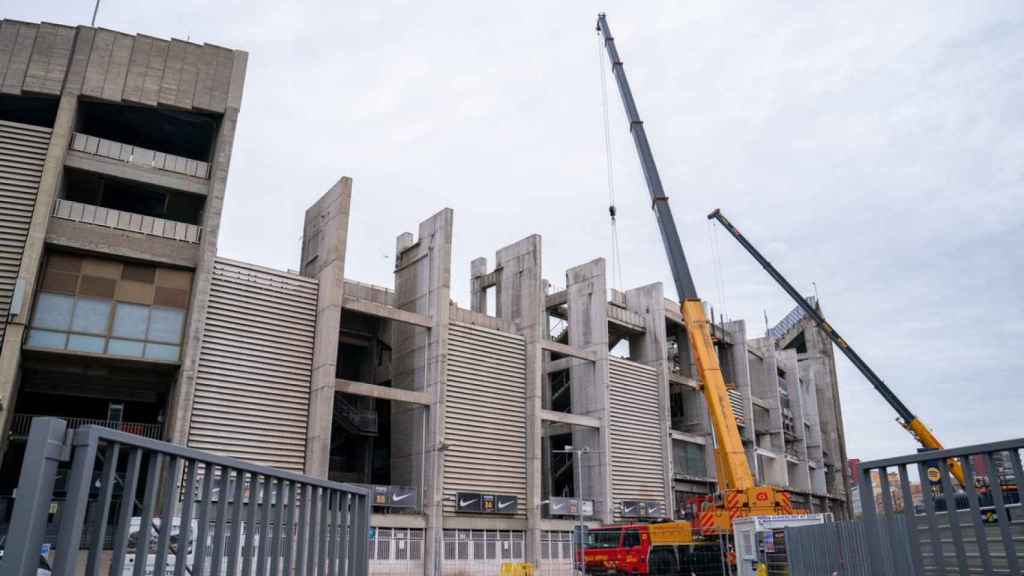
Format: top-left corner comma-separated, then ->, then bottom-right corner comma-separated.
859,436 -> 1024,576
0,417 -> 371,576
785,516 -> 912,576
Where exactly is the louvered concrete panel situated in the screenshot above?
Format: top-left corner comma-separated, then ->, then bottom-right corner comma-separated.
608,358 -> 667,521
189,258 -> 317,472
0,120 -> 50,342
444,321 -> 527,518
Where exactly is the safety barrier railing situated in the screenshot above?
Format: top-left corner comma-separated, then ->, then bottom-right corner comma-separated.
1,417 -> 371,576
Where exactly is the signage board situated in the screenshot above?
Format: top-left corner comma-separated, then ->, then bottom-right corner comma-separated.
456,492 -> 518,514
548,496 -> 594,517
371,485 -> 418,508
621,500 -> 667,518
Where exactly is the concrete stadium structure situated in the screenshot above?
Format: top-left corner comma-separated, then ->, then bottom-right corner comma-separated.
0,20 -> 849,576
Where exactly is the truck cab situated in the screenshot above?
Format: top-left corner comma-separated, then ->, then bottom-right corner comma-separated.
583,524 -> 650,575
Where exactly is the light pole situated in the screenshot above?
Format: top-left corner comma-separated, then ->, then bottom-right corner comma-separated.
553,445 -> 590,576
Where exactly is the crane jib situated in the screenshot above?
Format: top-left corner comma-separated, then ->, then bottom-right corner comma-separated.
706,209 -> 918,424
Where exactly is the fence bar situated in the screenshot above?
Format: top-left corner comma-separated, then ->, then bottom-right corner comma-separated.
356,493 -> 370,575
329,492 -> 340,576
937,458 -> 969,574
318,487 -> 330,576
226,470 -> 247,576
210,467 -> 233,576
283,481 -> 296,576
270,479 -> 285,576
858,464 -> 887,576
243,473 -> 260,576
3,418 -> 68,576
255,475 -> 273,576
308,486 -> 322,576
877,469 -> 897,574
55,430 -> 100,576
86,441 -> 120,576
134,453 -> 165,576
985,452 -> 1019,574
897,464 -> 925,576
346,493 -> 357,575
1009,449 -> 1024,516
338,493 -> 351,576
916,461 -> 946,574
176,460 -> 199,576
296,484 -> 310,576
960,456 -> 994,576
153,456 -> 182,576
193,464 -> 217,576
110,448 -> 144,576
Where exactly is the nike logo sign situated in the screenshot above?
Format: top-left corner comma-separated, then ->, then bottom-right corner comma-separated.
498,500 -> 514,509
460,498 -> 478,507
392,493 -> 410,502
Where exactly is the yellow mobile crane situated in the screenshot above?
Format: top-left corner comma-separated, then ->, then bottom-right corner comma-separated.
707,208 -> 966,488
596,14 -> 793,534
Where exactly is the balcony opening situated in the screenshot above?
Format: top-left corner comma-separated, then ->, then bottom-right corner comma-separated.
0,94 -> 58,128
76,100 -> 217,162
1,350 -> 175,493
61,167 -> 205,225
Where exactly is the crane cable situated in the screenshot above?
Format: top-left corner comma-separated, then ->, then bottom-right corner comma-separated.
598,28 -> 624,291
708,218 -> 729,321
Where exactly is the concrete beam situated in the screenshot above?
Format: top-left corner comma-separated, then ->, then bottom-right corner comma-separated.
45,218 -> 199,268
64,150 -> 208,195
540,340 -> 596,362
545,290 -> 567,309
669,430 -> 706,445
342,295 -> 432,328
539,409 -> 600,429
544,356 -> 579,374
336,378 -> 431,406
669,372 -> 700,390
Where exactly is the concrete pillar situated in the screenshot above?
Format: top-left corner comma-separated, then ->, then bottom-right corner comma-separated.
565,259 -> 612,523
167,52 -> 248,447
0,92 -> 78,459
492,235 -> 543,565
470,257 -> 487,314
624,283 -> 674,518
299,177 -> 353,478
392,209 -> 452,576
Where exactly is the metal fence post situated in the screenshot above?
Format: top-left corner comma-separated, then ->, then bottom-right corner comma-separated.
858,463 -> 887,575
1,417 -> 68,576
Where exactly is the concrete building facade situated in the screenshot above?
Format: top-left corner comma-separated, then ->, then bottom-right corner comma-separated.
0,20 -> 848,576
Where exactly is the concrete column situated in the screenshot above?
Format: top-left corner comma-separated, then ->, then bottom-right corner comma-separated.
392,209 -> 452,576
624,283 -> 674,518
469,257 -> 487,314
167,52 -> 248,447
493,235 -> 543,565
299,178 -> 353,478
0,92 -> 77,459
565,259 -> 612,523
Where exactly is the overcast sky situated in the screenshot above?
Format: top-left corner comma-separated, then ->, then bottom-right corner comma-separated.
7,1 -> 1022,462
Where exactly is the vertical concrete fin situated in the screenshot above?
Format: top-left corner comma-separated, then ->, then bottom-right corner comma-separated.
122,34 -> 151,104
1,22 -> 38,95
302,177 -> 353,478
140,37 -> 168,106
63,27 -> 94,95
100,32 -> 133,102
191,44 -> 219,111
81,28 -> 114,98
175,41 -> 201,109
22,22 -> 53,93
158,38 -> 186,106
0,22 -> 19,89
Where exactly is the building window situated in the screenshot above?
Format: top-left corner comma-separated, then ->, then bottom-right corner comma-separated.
674,440 -> 707,478
26,253 -> 192,362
